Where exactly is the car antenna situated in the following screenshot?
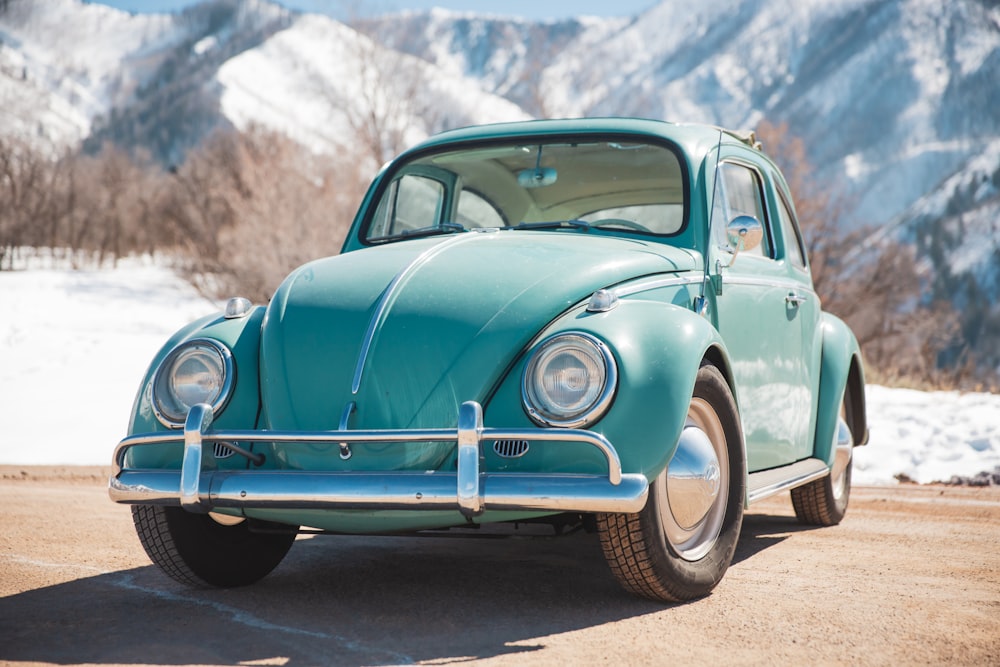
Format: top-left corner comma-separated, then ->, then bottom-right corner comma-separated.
695,127 -> 724,317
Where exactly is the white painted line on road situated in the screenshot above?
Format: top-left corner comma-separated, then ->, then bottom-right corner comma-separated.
6,555 -> 415,664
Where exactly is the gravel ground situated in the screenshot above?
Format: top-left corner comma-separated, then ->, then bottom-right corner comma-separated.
1,466 -> 998,666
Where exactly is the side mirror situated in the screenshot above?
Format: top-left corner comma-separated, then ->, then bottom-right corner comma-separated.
725,215 -> 763,265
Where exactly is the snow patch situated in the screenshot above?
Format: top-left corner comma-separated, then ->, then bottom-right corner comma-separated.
1,260 -> 998,486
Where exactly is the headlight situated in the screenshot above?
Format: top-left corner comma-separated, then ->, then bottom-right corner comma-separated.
521,332 -> 617,428
151,338 -> 234,428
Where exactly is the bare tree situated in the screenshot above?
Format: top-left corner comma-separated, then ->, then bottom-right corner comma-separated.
161,126 -> 366,302
0,136 -> 66,269
756,120 -> 965,388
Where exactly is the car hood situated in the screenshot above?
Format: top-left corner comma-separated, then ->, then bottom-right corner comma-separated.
260,231 -> 698,437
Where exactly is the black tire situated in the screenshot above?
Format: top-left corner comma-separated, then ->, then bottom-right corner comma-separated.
131,505 -> 297,587
597,364 -> 746,602
791,384 -> 855,526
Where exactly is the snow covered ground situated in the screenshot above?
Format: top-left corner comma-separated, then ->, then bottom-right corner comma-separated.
1,257 -> 998,485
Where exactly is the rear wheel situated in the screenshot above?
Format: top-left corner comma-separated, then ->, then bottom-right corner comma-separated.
791,385 -> 855,526
132,505 -> 297,587
597,364 -> 745,602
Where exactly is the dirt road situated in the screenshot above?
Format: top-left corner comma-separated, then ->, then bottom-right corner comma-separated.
1,466 -> 998,666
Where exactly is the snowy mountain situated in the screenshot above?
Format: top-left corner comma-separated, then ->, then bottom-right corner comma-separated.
0,0 -> 291,158
0,0 -> 529,164
1,0 -> 998,370
364,1 -> 1000,228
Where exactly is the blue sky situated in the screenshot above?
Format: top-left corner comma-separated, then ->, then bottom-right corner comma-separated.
97,1 -> 657,21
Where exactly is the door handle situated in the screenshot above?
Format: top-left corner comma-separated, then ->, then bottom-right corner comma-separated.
785,292 -> 807,307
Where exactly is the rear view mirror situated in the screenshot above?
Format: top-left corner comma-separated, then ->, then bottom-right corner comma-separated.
517,167 -> 558,188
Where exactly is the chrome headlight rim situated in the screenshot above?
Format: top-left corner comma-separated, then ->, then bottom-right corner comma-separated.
521,331 -> 618,429
150,338 -> 235,429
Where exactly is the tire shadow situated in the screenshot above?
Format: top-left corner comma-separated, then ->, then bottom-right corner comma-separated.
0,516 -> 812,666
733,511 -> 825,565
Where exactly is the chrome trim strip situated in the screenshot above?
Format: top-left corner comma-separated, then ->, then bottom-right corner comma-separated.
351,234 -> 479,394
611,275 -> 702,299
747,457 -> 829,504
110,470 -> 650,514
110,400 -> 647,517
721,275 -> 817,294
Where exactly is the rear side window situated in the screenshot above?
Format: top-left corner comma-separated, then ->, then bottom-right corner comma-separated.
456,189 -> 506,228
775,191 -> 808,270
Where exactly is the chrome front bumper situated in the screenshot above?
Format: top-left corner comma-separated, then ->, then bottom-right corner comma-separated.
109,401 -> 649,518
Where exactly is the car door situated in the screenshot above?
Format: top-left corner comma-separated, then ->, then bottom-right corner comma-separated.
710,156 -> 816,471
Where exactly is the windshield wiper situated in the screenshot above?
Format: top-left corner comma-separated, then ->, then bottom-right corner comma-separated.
508,219 -> 592,231
392,223 -> 467,239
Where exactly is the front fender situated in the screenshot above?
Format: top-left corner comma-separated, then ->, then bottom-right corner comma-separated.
814,312 -> 868,467
485,299 -> 734,482
124,306 -> 267,469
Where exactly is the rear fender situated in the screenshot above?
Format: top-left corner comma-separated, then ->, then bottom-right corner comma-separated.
814,313 -> 868,467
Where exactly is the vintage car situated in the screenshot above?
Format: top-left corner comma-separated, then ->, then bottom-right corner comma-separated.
110,118 -> 867,602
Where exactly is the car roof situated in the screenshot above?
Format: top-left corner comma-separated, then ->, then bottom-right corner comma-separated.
404,118 -> 761,167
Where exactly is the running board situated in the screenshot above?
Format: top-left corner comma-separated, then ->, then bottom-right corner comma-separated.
747,458 -> 829,504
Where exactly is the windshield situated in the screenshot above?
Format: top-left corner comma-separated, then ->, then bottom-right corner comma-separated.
364,139 -> 686,242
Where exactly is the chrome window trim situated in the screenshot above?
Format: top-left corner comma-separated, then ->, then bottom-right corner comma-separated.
150,338 -> 235,430
772,183 -> 810,272
713,158 -> 775,260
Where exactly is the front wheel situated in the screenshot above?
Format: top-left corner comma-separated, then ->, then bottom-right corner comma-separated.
132,505 -> 297,587
597,364 -> 746,602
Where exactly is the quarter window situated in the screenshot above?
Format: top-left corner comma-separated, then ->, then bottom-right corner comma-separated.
714,162 -> 769,258
457,189 -> 506,228
775,192 -> 807,269
369,174 -> 446,239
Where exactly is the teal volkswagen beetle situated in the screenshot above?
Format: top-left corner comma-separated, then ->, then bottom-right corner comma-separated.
110,118 -> 867,602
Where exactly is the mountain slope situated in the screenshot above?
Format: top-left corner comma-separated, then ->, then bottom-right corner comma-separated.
215,12 -> 530,164
1,0 -> 998,377
0,0 -> 179,149
365,0 -> 1000,231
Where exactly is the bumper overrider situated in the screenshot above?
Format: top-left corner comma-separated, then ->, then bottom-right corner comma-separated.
109,401 -> 649,518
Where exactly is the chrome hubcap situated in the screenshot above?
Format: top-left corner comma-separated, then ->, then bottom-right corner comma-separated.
830,415 -> 853,501
666,426 -> 722,530
657,398 -> 729,562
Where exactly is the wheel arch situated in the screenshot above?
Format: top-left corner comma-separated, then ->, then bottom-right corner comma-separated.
524,300 -> 743,482
814,312 -> 868,467
124,306 -> 267,469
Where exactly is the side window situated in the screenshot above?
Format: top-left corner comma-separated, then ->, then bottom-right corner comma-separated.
369,174 -> 445,239
718,162 -> 769,258
456,189 -> 506,228
775,191 -> 807,270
